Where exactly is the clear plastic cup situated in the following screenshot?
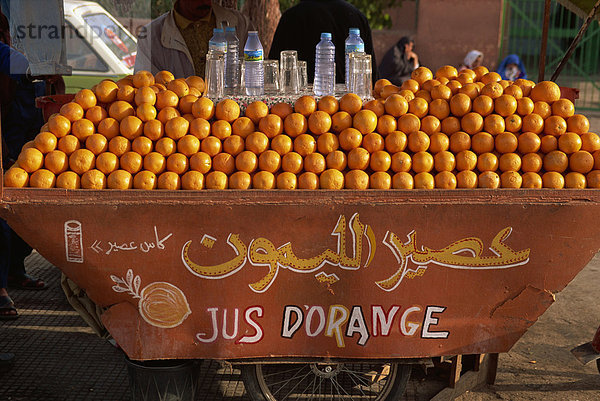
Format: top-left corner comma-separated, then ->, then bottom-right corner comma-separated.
204,50 -> 225,99
263,59 -> 280,94
280,50 -> 299,95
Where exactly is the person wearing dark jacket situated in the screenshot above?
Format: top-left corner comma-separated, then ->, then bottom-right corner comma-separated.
378,36 -> 419,86
268,0 -> 377,84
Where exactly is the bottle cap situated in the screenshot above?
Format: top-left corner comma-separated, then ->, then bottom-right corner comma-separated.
249,30 -> 258,34
213,28 -> 219,34
226,27 -> 236,32
321,32 -> 332,39
349,28 -> 360,35
216,28 -> 224,32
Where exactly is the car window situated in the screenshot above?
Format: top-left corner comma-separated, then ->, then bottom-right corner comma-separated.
65,22 -> 109,72
82,13 -> 137,69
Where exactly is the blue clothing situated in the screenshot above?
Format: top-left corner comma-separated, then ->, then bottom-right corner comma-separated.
497,54 -> 527,80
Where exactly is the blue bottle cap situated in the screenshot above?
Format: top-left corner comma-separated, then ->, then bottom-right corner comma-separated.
349,28 -> 360,35
321,32 -> 332,39
226,27 -> 236,32
215,28 -> 223,33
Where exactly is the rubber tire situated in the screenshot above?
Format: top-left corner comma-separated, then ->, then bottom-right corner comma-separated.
241,362 -> 412,401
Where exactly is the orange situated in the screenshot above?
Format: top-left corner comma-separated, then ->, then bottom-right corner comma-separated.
495,132 -> 518,154
143,152 -> 166,175
421,79 -> 441,92
588,170 -> 600,188
167,79 -> 190,97
566,114 -> 590,134
271,134 -> 293,156
157,137 -> 178,157
391,152 -> 412,173
540,135 -> 558,153
516,97 -> 534,116
478,171 -> 500,188
384,94 -> 409,118
411,67 -> 433,86
558,132 -> 582,154
518,132 -> 541,154
135,86 -> 157,106
441,116 -> 461,134
380,85 -> 401,99
28,169 -> 55,188
477,152 -> 498,172
565,172 -> 586,189
253,171 -> 276,189
223,135 -> 246,156
530,81 -> 561,103
429,132 -> 450,153
43,150 -> 68,174
514,79 -> 535,97
117,85 -> 135,103
551,99 -> 575,118
108,136 -> 131,157
375,78 -> 395,96
303,153 -> 326,174
192,97 -> 215,120
176,135 -> 200,157
500,171 -> 522,188
294,95 -> 318,117
34,132 -> 58,154
57,135 -> 80,156
429,99 -> 450,120
48,114 -> 71,138
434,150 -> 456,172
185,75 -> 205,92
120,151 -> 144,174
542,171 -> 565,189
543,150 -> 569,172
449,93 -> 472,117
438,76 -> 452,85
270,102 -> 294,120
385,131 -> 408,153
150,84 -> 165,93
120,116 -> 144,140
157,106 -> 181,124
85,106 -> 108,126
68,149 -> 95,175
421,116 -> 441,136
134,170 -> 157,190
326,150 -> 347,170
362,132 -> 385,153
166,153 -> 189,174
347,147 -> 370,170
522,113 -> 544,134
164,117 -> 190,140
392,172 -> 414,189
456,150 -> 478,171
397,113 -> 421,133
98,117 -> 120,140
158,171 -> 182,190
446,80 -> 462,95
284,113 -> 308,137
337,128 -> 362,151
399,89 -> 416,101
211,120 -> 232,140
245,132 -> 269,154
56,171 -> 80,189
338,93 -> 362,116
499,153 -> 522,172
190,152 -> 212,173
370,150 -> 391,172
131,136 -> 153,157
276,172 -> 298,189
471,132 -> 494,154
369,171 -> 392,189
86,133 -> 109,155
80,169 -> 106,189
503,85 -> 523,99
450,131 -> 471,153
456,170 -> 478,188
181,170 -> 204,190
407,97 -> 428,118
136,103 -> 158,122
363,99 -> 386,117
352,110 -> 377,135
229,171 -> 252,189
178,94 -> 198,115
472,66 -> 490,81
414,172 -> 435,189
434,171 -> 457,189
522,172 -> 542,188
258,150 -> 282,173
376,115 -> 398,135
480,72 -> 502,85
231,117 -> 255,138
494,94 -> 517,117
458,83 -> 481,100
483,114 -> 505,136
461,112 -> 484,135
212,153 -> 235,175
245,101 -> 270,124
436,65 -> 458,80
498,80 -> 511,89
581,133 -> 600,152
543,115 -> 567,136
189,118 -> 210,140
132,70 -> 155,88
259,114 -> 284,138
282,152 -> 304,174
319,169 -> 344,189
317,96 -> 339,115
569,150 -> 594,173
95,80 -> 119,103
412,151 -> 434,173
431,85 -> 452,102
316,132 -> 339,155
480,82 -> 503,99
345,170 -> 370,189
415,89 -> 433,104
156,90 -> 179,109
504,114 -> 523,133
74,89 -> 97,110
533,101 -> 552,119
408,131 -> 430,152
107,170 -> 133,189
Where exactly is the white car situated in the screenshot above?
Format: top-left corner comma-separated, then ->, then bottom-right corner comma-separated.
63,0 -> 137,92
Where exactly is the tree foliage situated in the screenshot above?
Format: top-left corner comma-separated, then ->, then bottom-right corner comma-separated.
278,0 -> 399,30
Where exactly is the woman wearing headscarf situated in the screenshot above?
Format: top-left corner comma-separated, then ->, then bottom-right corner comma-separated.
378,36 -> 419,86
497,54 -> 527,81
459,50 -> 483,71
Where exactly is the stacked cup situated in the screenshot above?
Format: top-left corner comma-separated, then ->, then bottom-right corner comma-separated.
280,50 -> 299,95
263,59 -> 281,94
205,50 -> 225,99
348,52 -> 372,100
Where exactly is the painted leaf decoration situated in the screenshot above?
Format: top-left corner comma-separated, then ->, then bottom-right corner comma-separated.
134,276 -> 141,294
112,285 -> 128,293
110,275 -> 122,284
126,269 -> 133,286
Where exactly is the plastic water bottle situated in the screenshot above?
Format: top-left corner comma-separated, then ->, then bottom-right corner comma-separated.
314,32 -> 335,97
224,27 -> 240,93
345,28 -> 364,90
244,31 -> 264,96
208,28 -> 227,53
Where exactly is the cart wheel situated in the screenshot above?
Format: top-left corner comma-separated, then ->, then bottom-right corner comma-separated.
241,361 -> 411,401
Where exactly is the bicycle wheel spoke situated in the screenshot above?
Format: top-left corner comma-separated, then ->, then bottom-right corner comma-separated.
278,370 -> 315,400
268,364 -> 310,389
263,366 -> 309,378
342,370 -> 368,396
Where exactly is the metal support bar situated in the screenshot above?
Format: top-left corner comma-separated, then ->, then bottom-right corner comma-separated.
539,0 -> 552,80
551,0 -> 600,81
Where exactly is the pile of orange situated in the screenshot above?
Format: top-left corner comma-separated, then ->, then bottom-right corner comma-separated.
3,66 -> 599,189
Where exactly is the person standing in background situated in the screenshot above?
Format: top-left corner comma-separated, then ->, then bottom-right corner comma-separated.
135,0 -> 252,78
497,54 -> 527,81
378,36 -> 419,86
268,0 -> 377,84
459,50 -> 483,72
